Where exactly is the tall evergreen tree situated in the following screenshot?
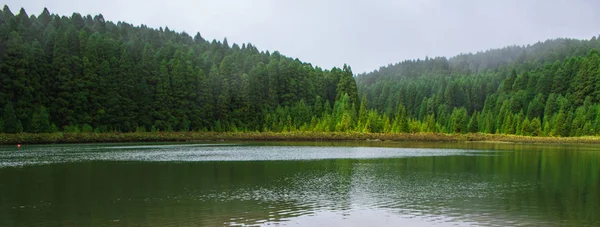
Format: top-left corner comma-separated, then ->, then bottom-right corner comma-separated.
2,101 -> 22,133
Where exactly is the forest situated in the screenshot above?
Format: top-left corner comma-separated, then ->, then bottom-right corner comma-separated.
1,6 -> 600,137
357,37 -> 600,137
0,6 -> 357,133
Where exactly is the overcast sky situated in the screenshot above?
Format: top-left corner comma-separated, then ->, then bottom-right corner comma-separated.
5,0 -> 600,73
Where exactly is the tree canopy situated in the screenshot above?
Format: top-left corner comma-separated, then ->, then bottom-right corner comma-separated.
0,6 -> 358,133
2,6 -> 600,137
356,35 -> 600,137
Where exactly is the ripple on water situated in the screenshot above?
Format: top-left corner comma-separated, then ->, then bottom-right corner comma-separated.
0,144 -> 492,168
1,143 -> 596,226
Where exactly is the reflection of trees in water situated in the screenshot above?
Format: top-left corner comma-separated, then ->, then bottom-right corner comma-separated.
364,147 -> 600,226
0,144 -> 598,226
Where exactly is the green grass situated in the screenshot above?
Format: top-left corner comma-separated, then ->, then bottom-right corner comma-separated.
2,131 -> 600,145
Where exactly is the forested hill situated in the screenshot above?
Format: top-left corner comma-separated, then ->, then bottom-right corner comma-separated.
357,36 -> 600,136
0,6 -> 358,133
2,6 -> 600,137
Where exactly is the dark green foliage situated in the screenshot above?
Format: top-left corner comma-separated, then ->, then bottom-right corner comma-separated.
553,110 -> 572,137
527,94 -> 545,120
467,111 -> 479,133
521,117 -> 542,136
357,36 -> 600,137
0,6 -> 358,133
2,6 -> 600,137
29,106 -> 51,133
449,107 -> 469,133
2,101 -> 22,133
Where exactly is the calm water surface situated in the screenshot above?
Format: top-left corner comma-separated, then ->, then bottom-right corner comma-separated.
0,141 -> 598,226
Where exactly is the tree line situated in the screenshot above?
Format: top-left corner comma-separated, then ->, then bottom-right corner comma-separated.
0,6 -> 358,133
357,36 -> 600,136
2,6 -> 600,137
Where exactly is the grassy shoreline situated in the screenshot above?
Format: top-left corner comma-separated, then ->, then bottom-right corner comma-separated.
2,131 -> 600,145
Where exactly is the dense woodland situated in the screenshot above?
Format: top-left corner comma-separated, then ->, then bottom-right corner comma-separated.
357,37 -> 600,136
1,6 -> 600,137
0,6 -> 358,133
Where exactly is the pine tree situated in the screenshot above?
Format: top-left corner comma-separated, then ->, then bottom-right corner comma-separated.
3,101 -> 22,133
571,56 -> 596,106
0,32 -> 33,128
336,64 -> 358,107
526,93 -> 545,120
521,118 -> 532,136
501,69 -> 517,92
554,110 -> 571,137
30,106 -> 51,133
468,111 -> 479,133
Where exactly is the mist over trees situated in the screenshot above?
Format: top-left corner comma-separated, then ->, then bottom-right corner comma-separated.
1,6 -> 600,137
357,36 -> 600,136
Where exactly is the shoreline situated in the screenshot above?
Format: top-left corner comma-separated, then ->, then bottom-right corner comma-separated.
2,132 -> 600,145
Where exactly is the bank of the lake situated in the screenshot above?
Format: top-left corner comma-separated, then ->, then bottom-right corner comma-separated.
2,131 -> 600,145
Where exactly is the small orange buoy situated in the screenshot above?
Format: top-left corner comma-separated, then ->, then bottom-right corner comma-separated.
17,144 -> 21,148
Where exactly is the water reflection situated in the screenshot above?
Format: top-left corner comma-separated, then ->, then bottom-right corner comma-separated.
0,142 -> 598,226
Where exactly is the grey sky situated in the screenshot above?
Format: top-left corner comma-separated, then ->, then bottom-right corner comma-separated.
5,0 -> 600,73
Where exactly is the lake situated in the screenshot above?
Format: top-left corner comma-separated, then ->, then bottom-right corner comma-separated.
0,141 -> 598,226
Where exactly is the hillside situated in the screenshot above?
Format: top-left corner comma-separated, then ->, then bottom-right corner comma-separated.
2,6 -> 600,137
0,6 -> 357,133
357,36 -> 600,136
